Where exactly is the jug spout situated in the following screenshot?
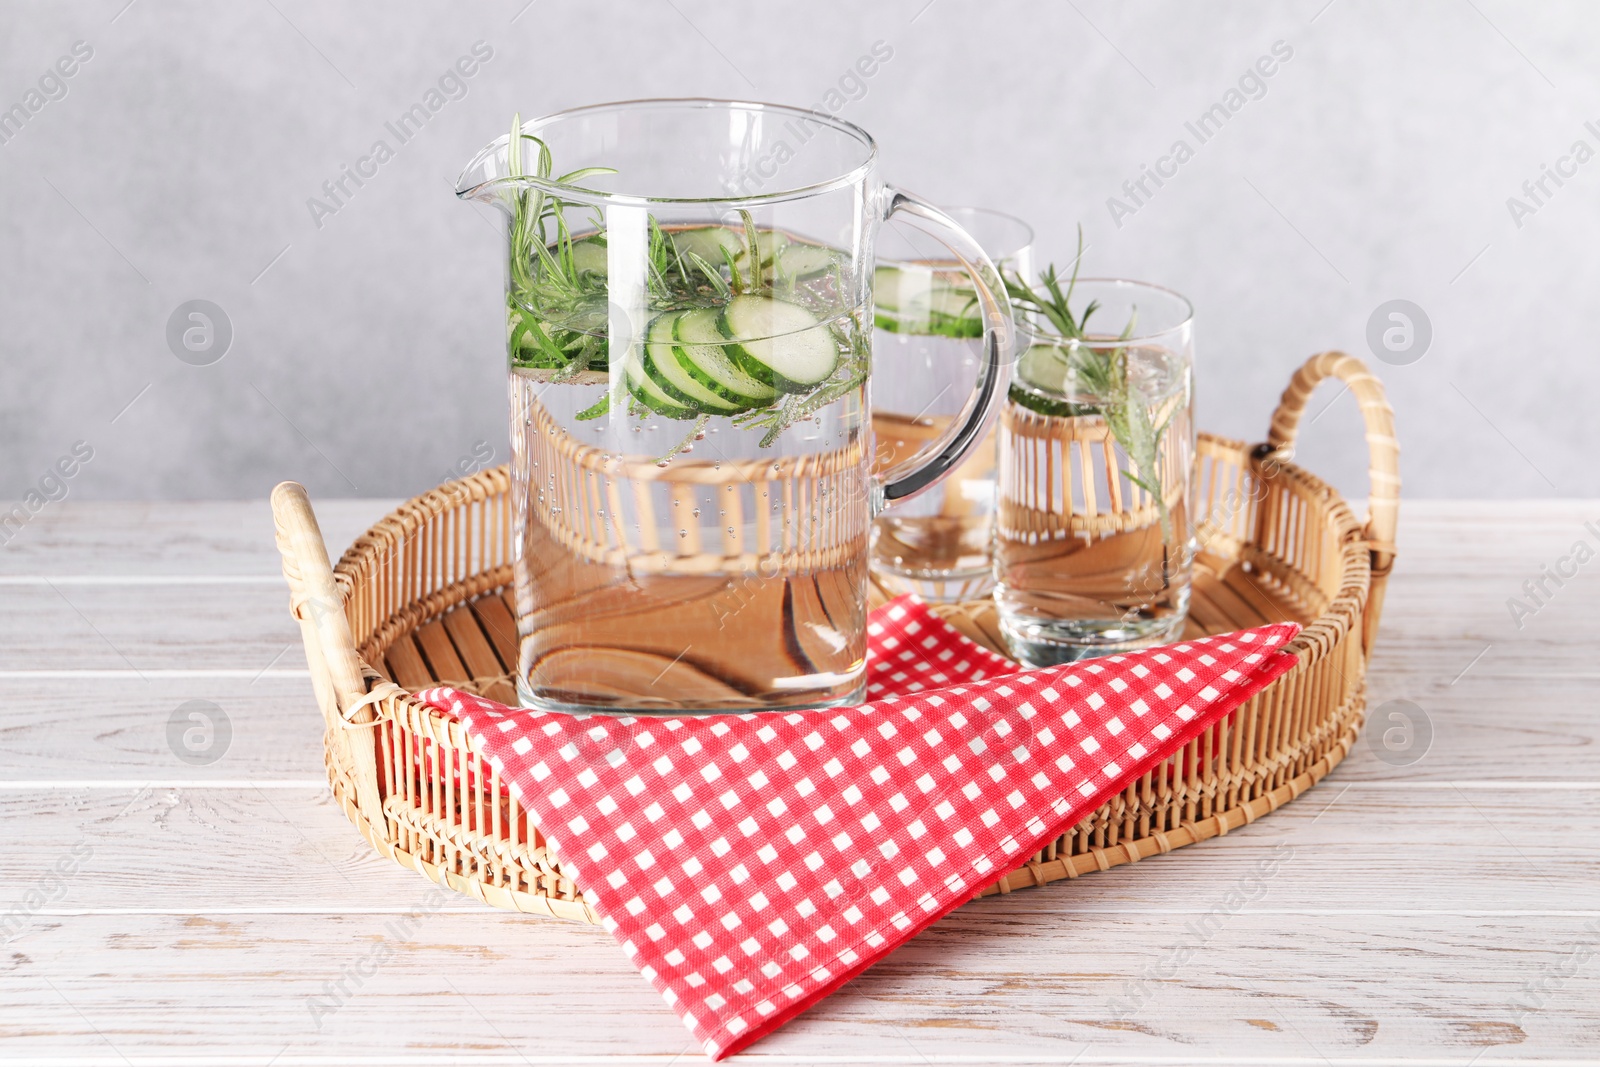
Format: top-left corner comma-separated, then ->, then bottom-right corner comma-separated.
456,114 -> 621,212
455,128 -> 521,211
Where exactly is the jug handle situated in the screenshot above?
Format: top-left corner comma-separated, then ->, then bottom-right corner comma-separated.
873,188 -> 1017,512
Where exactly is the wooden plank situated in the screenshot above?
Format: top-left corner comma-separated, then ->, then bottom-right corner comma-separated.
0,499 -> 399,576
1219,564 -> 1299,624
1365,502 -> 1600,686
470,592 -> 519,669
1386,501 -> 1600,576
1188,564 -> 1268,631
1337,677 -> 1600,781
0,677 -> 325,780
0,585 -> 301,671
2,786 -> 1595,915
381,633 -> 434,690
440,602 -> 514,704
1,911 -> 1595,1061
411,619 -> 469,686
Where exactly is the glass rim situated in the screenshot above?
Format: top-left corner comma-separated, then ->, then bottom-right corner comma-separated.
455,97 -> 880,208
880,205 -> 1035,265
1024,276 -> 1193,343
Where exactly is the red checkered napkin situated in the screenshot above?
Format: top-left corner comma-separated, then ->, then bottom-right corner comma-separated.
417,597 -> 1299,1060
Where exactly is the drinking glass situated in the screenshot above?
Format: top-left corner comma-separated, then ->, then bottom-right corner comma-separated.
993,279 -> 1195,665
869,207 -> 1033,602
455,100 -> 1015,713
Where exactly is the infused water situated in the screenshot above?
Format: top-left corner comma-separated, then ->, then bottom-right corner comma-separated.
507,225 -> 875,711
993,342 -> 1194,663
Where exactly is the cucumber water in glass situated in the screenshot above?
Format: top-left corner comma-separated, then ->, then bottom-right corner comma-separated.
456,100 -> 1015,713
994,277 -> 1196,666
869,208 -> 1033,602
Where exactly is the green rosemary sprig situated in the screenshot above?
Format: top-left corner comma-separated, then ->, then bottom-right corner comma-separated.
500,118 -> 862,456
505,112 -> 616,377
1003,228 -> 1174,539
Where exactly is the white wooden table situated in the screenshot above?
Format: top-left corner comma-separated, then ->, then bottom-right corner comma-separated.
3,499 -> 1597,1065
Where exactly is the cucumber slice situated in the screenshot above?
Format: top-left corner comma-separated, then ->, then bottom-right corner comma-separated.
624,355 -> 698,421
931,317 -> 983,339
719,294 -> 840,392
671,226 -> 793,270
743,228 -> 791,266
753,229 -> 793,252
873,265 -> 981,336
928,300 -> 984,339
776,242 -> 839,279
643,312 -> 744,415
671,227 -> 743,268
1016,343 -> 1071,394
567,238 -> 607,278
673,308 -> 777,407
930,282 -> 979,321
1009,344 -> 1103,417
873,264 -> 930,316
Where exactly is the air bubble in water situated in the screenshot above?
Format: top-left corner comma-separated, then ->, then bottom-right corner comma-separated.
692,508 -> 700,518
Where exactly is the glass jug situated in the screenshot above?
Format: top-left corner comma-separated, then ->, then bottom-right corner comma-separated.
456,99 -> 1014,713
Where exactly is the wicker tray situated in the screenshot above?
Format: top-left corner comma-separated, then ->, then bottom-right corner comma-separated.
271,351 -> 1398,923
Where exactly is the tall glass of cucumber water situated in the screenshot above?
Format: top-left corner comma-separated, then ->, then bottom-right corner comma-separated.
456,100 -> 1014,713
870,208 -> 1032,602
995,280 -> 1196,666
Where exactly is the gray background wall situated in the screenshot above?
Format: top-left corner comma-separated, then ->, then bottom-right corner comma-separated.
2,0 -> 1596,509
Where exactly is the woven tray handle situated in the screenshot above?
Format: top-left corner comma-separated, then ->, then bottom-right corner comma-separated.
271,481 -> 385,830
1265,351 -> 1399,650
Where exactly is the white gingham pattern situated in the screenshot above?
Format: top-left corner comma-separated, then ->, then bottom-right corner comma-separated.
861,600 -> 1016,699
418,596 -> 1299,1060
